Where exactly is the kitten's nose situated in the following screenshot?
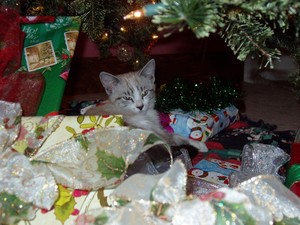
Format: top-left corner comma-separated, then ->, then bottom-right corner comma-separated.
137,105 -> 144,111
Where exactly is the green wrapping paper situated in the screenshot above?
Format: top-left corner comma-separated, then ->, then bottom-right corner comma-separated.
20,16 -> 81,116
285,164 -> 300,197
285,164 -> 300,189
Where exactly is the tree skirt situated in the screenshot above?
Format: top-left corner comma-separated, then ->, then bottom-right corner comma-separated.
207,115 -> 295,154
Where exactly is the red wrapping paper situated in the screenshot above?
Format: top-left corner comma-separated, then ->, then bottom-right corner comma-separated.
0,7 -> 46,115
285,128 -> 300,197
20,16 -> 55,24
0,72 -> 45,116
289,139 -> 300,166
0,7 -> 24,77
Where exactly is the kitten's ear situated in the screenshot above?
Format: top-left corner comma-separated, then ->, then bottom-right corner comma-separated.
99,72 -> 120,95
139,59 -> 155,83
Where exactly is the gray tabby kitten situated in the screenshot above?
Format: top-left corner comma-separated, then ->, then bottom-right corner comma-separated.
85,59 -> 208,152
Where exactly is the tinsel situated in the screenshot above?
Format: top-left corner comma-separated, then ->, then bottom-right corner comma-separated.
155,76 -> 240,113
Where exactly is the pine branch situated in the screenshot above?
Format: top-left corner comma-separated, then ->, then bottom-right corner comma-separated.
151,0 -> 300,99
153,0 -> 300,68
220,14 -> 281,68
12,0 -> 158,69
20,0 -> 72,15
70,0 -> 106,42
152,0 -> 223,38
68,0 -> 157,68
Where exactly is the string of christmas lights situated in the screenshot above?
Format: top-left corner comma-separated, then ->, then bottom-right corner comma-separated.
6,0 -> 160,69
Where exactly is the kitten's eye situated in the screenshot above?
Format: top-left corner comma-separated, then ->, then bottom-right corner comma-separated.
123,96 -> 133,101
142,90 -> 148,97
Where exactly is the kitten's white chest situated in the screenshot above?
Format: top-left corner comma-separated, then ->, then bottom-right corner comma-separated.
124,109 -> 160,130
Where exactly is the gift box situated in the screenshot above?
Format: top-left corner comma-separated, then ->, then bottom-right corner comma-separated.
0,7 -> 81,116
2,100 -> 300,225
188,157 -> 240,187
160,105 -> 239,142
285,127 -> 300,197
0,100 -> 175,225
19,16 -> 81,116
0,7 -> 45,116
13,114 -> 124,156
12,114 -> 124,224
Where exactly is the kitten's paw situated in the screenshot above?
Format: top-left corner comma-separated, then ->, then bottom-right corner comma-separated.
189,140 -> 208,152
172,134 -> 208,152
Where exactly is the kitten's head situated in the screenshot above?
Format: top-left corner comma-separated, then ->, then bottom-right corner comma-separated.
99,59 -> 156,114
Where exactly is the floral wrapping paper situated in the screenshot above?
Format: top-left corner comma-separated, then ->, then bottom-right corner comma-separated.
14,113 -> 126,224
13,114 -> 124,156
0,100 -> 174,225
160,105 -> 239,142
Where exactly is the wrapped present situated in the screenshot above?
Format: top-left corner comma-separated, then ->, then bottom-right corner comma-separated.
0,8 -> 79,116
13,114 -> 124,156
0,100 -> 174,225
0,7 -> 45,116
188,157 -> 240,187
285,128 -> 300,197
19,16 -> 81,116
186,176 -> 224,196
160,105 -> 239,142
73,161 -> 300,225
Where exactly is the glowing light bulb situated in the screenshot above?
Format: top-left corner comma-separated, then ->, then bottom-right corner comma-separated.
124,10 -> 143,20
123,3 -> 164,20
101,32 -> 109,40
133,10 -> 142,18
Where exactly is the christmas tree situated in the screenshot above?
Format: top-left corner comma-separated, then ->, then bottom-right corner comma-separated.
149,0 -> 300,100
3,0 -> 159,69
2,0 -> 300,99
